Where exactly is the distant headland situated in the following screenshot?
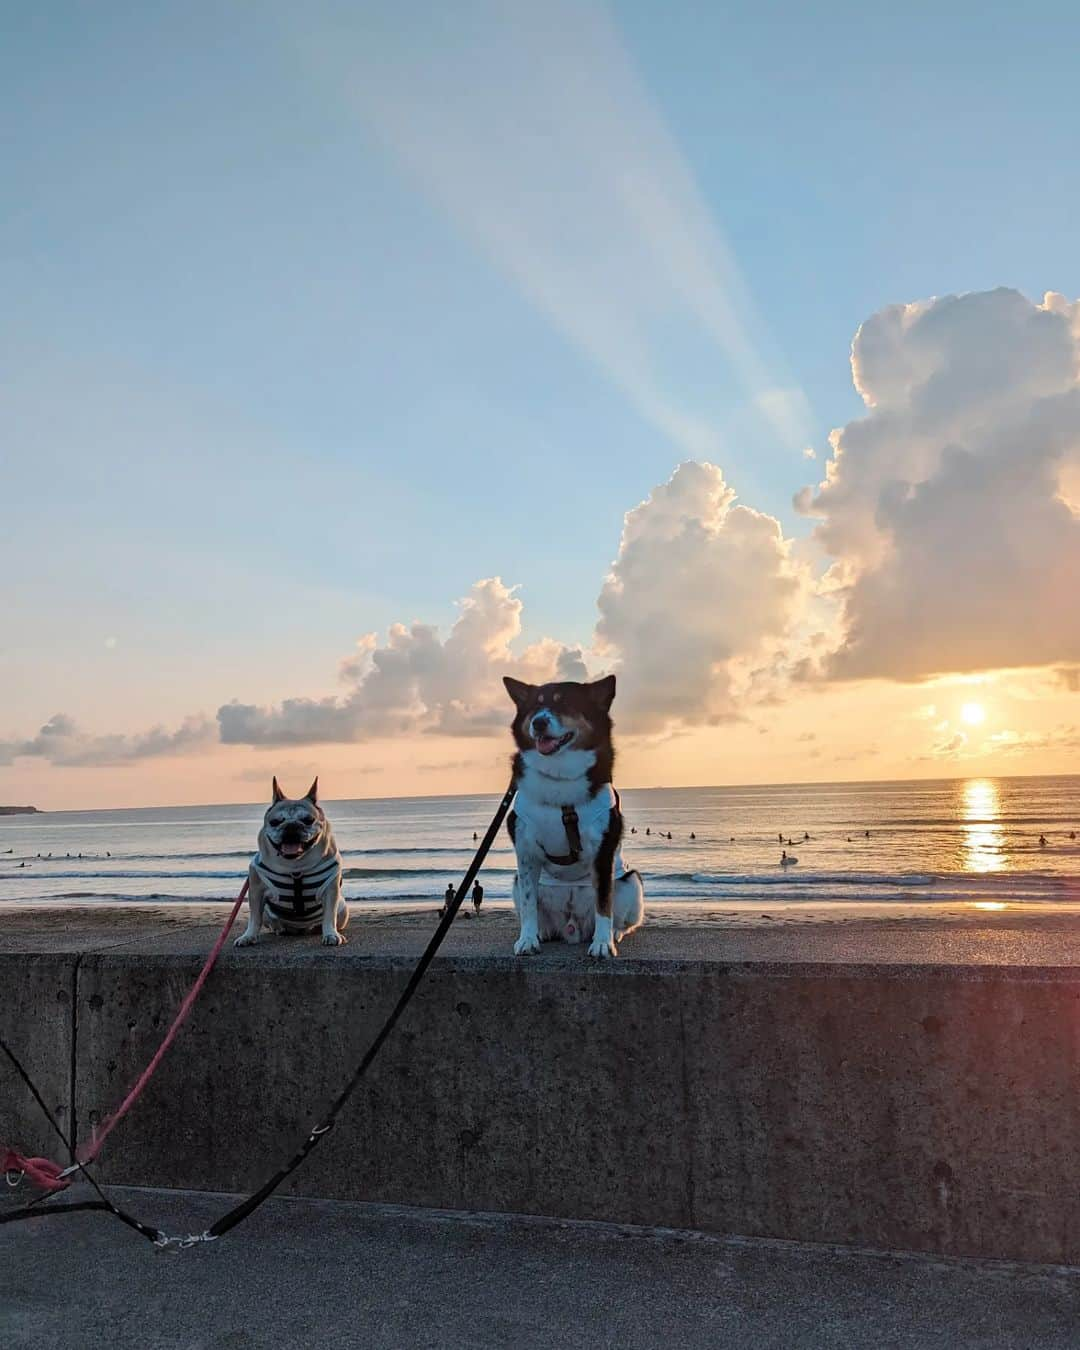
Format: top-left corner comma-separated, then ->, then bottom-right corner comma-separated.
0,805 -> 41,815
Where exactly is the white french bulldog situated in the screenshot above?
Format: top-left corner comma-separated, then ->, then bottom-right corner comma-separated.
234,777 -> 349,948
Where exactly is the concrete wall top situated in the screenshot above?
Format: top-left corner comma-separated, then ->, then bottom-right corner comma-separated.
8,902 -> 1080,967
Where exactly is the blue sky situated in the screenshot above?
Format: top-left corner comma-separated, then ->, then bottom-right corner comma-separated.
4,2 -> 1080,805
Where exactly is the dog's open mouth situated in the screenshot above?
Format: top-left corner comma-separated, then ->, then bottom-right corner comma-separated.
276,839 -> 313,859
535,731 -> 573,756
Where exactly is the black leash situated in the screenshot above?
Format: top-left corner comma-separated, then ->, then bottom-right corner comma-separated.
0,1038 -> 164,1242
1,779 -> 516,1249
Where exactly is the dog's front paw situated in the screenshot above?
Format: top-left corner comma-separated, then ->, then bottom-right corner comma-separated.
588,934 -> 618,959
513,928 -> 541,956
233,932 -> 259,948
321,930 -> 347,946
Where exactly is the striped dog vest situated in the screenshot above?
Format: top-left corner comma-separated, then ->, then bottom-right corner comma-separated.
252,852 -> 341,926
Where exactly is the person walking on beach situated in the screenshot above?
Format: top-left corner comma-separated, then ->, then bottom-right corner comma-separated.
439,883 -> 455,917
472,881 -> 484,914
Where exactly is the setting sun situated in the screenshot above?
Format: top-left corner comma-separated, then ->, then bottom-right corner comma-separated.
960,702 -> 987,726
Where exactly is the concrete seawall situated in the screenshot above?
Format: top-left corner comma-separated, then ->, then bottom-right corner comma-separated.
5,906 -> 1080,1264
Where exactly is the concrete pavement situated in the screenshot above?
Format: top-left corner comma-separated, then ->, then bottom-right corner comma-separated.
3,1187 -> 1080,1348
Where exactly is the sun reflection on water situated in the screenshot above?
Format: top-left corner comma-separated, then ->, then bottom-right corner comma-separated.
961,778 -> 1004,874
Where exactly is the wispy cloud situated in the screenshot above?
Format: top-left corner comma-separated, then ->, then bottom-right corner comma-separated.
987,725 -> 1080,756
0,714 -> 215,768
232,762 -> 381,786
415,757 -> 501,774
931,731 -> 968,758
298,0 -> 810,457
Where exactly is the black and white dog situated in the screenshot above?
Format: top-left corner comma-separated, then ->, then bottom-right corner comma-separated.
503,675 -> 644,959
234,777 -> 348,948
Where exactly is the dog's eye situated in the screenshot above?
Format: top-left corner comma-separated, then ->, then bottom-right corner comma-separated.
553,693 -> 561,703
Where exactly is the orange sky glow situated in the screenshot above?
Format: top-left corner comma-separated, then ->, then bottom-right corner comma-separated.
6,667 -> 1077,812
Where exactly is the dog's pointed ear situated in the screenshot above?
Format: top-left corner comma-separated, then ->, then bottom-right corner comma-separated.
304,777 -> 319,805
271,776 -> 286,804
503,676 -> 533,708
588,675 -> 616,711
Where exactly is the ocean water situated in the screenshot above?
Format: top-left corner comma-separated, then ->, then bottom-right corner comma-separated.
2,775 -> 1079,910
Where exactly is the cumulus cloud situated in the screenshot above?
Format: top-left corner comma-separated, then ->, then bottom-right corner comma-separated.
217,578 -> 581,747
217,463 -> 809,747
596,461 -> 808,730
6,463 -> 815,763
0,713 -> 215,767
21,281 -> 1080,774
798,288 -> 1080,681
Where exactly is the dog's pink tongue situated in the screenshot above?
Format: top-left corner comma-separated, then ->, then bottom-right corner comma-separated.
536,735 -> 560,755
281,842 -> 303,858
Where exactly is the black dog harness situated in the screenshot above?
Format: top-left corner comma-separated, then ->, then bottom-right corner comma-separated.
528,788 -> 621,868
543,804 -> 584,866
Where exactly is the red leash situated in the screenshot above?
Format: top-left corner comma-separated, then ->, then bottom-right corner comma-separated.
2,1150 -> 71,1193
78,880 -> 249,1165
2,880 -> 248,1190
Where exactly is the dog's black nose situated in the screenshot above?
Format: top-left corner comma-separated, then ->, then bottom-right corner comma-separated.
532,714 -> 551,734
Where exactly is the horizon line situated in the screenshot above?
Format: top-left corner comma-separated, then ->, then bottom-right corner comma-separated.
6,768 -> 1078,817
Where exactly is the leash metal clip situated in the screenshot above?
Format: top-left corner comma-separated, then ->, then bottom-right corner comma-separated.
5,1169 -> 24,1188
